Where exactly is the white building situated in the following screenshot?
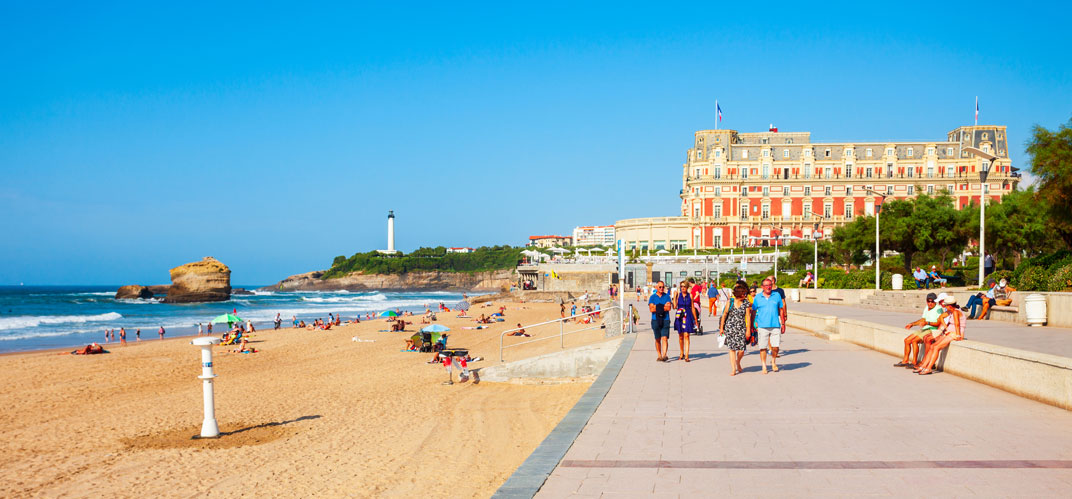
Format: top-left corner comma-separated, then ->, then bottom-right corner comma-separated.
446,247 -> 474,254
573,225 -> 616,247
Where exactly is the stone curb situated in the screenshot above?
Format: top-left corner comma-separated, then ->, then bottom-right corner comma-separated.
492,332 -> 638,498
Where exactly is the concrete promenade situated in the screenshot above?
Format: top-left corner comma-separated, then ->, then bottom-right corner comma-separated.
534,299 -> 1072,497
792,301 -> 1072,358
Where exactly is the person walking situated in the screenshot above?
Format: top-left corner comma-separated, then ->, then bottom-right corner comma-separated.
197,322 -> 204,336
707,280 -> 719,317
719,281 -> 752,376
752,277 -> 787,373
158,326 -> 165,340
135,328 -> 140,341
648,281 -> 673,362
119,327 -> 127,345
672,281 -> 697,362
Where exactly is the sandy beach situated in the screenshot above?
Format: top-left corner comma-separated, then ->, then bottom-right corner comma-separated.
0,299 -> 614,497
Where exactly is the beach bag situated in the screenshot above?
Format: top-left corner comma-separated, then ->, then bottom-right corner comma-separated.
717,333 -> 726,349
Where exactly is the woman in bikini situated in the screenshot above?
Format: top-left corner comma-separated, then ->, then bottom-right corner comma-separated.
915,296 -> 965,375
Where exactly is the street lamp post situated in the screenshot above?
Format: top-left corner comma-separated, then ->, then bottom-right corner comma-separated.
965,147 -> 996,287
808,210 -> 824,289
865,189 -> 887,290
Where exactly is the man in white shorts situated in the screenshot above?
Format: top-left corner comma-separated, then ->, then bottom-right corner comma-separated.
751,277 -> 787,373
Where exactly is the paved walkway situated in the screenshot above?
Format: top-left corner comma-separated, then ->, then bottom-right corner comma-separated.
535,300 -> 1072,497
792,302 -> 1072,358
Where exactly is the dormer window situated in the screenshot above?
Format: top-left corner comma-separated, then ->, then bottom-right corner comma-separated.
907,147 -> 914,157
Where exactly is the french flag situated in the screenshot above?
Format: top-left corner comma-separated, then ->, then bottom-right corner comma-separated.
717,102 -> 723,123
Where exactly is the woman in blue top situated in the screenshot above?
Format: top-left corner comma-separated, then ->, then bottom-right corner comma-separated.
672,281 -> 697,362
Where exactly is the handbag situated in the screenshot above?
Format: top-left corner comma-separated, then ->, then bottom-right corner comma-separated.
717,333 -> 726,349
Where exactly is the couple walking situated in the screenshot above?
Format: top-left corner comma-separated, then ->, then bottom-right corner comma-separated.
718,278 -> 786,375
648,280 -> 700,362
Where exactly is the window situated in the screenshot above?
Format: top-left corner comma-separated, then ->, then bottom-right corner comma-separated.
866,167 -> 873,178
762,137 -> 769,144
714,187 -> 721,196
804,149 -> 811,157
846,186 -> 853,196
823,203 -> 832,219
783,149 -> 790,158
782,199 -> 792,217
887,164 -> 893,177
694,168 -> 700,178
715,150 -> 721,158
763,149 -> 769,157
927,185 -> 934,195
887,148 -> 894,156
693,205 -> 701,217
845,204 -> 854,219
713,205 -> 721,218
846,148 -> 854,157
712,235 -> 721,247
887,186 -> 894,195
927,147 -> 934,156
907,147 -> 914,157
741,187 -> 748,197
762,186 -> 769,197
742,150 -> 749,159
783,186 -> 790,196
804,164 -> 812,178
825,148 -> 831,158
927,166 -> 934,178
946,167 -> 954,178
866,148 -> 873,158
907,185 -> 915,195
762,204 -> 770,220
824,186 -> 832,196
982,144 -> 990,153
845,165 -> 852,178
714,168 -> 721,179
946,147 -> 953,156
804,186 -> 811,196
762,164 -> 770,179
741,168 -> 748,179
697,150 -> 703,159
824,167 -> 832,179
908,167 -> 914,178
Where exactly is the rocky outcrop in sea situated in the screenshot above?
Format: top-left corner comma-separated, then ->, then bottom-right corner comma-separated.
163,257 -> 232,303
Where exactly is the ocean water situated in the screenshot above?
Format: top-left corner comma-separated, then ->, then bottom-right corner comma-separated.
0,285 -> 470,353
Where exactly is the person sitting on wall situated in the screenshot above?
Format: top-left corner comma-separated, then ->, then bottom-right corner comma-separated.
915,296 -> 965,375
799,271 -> 814,288
896,293 -> 943,369
993,279 -> 1016,307
913,267 -> 930,289
965,280 -> 998,320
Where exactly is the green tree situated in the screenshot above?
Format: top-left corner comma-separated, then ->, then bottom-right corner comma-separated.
835,193 -> 963,274
1026,118 -> 1072,247
984,187 -> 1054,267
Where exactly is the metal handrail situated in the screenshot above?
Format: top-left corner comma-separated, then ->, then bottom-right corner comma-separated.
499,306 -> 621,362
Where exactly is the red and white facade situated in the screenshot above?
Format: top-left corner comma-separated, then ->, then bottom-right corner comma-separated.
617,125 -> 1019,250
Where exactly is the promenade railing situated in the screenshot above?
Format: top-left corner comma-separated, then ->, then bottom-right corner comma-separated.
498,306 -> 621,363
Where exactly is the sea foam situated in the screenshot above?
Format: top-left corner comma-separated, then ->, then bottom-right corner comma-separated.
0,312 -> 123,331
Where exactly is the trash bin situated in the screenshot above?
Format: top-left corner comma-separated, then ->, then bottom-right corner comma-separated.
790,289 -> 800,302
892,274 -> 903,290
1024,294 -> 1047,327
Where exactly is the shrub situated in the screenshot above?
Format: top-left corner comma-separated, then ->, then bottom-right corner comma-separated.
1017,266 -> 1051,291
1047,264 -> 1072,292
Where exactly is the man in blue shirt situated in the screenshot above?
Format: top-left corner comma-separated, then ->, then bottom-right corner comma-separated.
707,280 -> 719,317
648,281 -> 673,362
752,277 -> 787,374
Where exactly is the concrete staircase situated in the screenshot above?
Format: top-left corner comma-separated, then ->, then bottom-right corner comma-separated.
858,287 -> 970,312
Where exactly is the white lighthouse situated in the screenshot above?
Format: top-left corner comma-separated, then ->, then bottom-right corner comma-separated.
379,210 -> 398,254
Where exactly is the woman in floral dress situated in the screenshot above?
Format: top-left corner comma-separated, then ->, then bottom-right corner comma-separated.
719,282 -> 752,376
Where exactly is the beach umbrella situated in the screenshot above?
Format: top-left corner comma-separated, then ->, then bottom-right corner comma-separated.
421,324 -> 450,333
456,301 -> 471,311
549,247 -> 569,254
378,310 -> 400,317
211,313 -> 243,324
656,249 -> 670,255
589,248 -> 606,253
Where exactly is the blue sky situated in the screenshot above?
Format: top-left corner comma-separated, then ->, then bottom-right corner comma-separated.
2,1 -> 1070,285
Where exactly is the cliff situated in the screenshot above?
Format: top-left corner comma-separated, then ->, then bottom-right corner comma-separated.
164,257 -> 232,303
262,269 -> 515,292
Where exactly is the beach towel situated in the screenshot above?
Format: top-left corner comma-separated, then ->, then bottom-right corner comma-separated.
71,343 -> 106,355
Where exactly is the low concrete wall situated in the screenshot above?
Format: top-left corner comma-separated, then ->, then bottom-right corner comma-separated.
793,288 -> 877,305
477,337 -> 623,384
787,312 -> 1072,411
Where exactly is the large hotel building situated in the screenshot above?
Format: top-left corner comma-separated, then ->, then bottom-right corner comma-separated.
616,124 -> 1020,251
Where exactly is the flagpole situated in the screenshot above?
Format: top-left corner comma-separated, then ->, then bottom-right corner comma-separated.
715,100 -> 718,130
975,96 -> 978,126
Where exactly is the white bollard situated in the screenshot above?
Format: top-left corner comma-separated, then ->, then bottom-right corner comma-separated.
191,337 -> 222,438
